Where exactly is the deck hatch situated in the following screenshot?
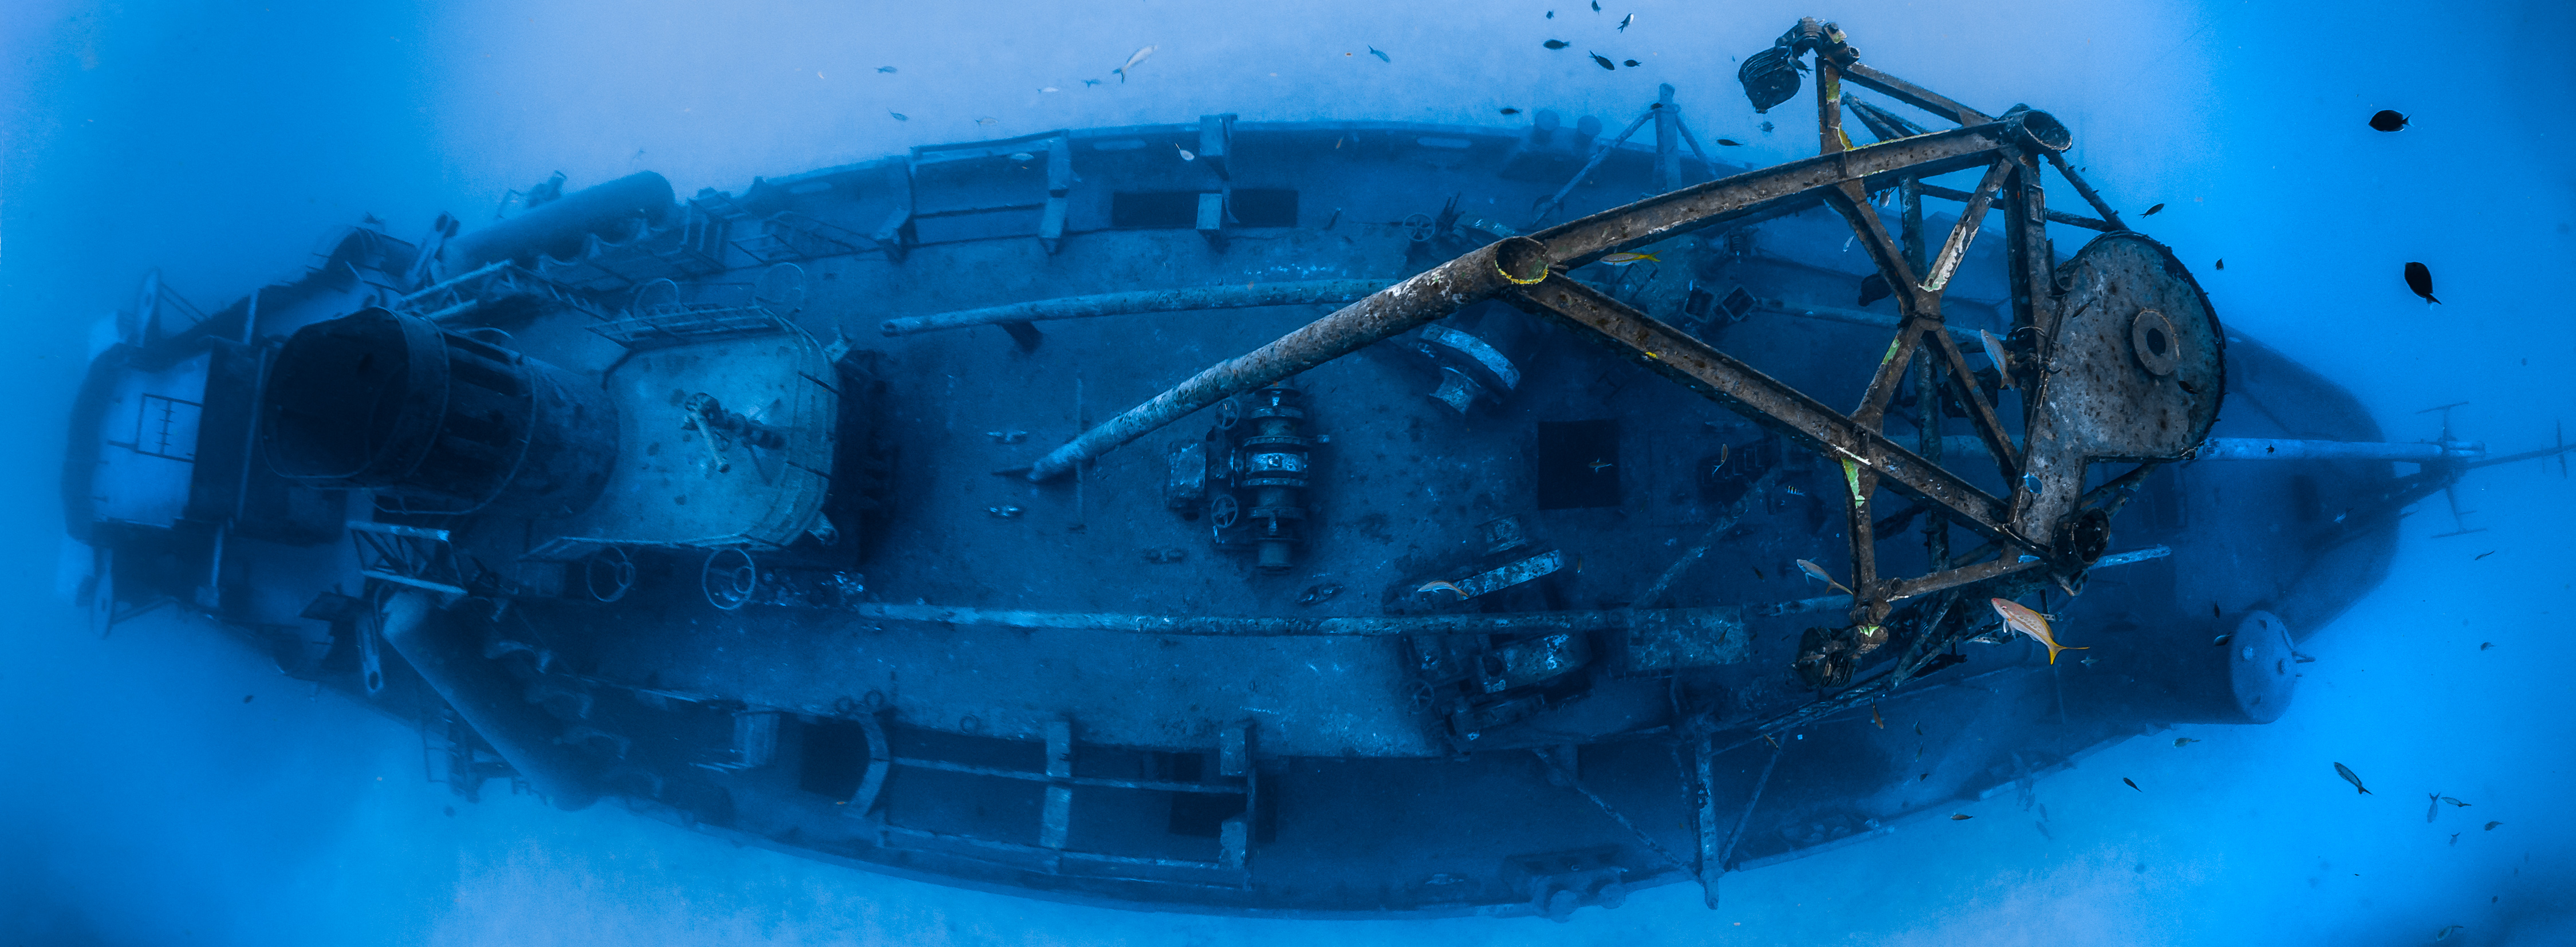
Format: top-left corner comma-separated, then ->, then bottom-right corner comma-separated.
1535,420 -> 1623,510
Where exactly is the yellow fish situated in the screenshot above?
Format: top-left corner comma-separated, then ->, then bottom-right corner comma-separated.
1990,597 -> 2086,664
1598,252 -> 1660,265
1417,580 -> 1468,599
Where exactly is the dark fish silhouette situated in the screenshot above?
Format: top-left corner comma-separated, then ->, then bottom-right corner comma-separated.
1591,0 -> 1600,10
2215,258 -> 2224,270
1858,273 -> 1892,307
242,694 -> 254,703
1543,39 -> 1569,49
2334,761 -> 2372,795
2141,203 -> 2166,216
1622,59 -> 1640,67
2475,550 -> 2495,560
1950,814 -> 1972,820
889,111 -> 908,121
1547,10 -> 1554,17
1368,46 -> 1389,63
2484,820 -> 2503,830
2428,792 -> 2441,823
2405,261 -> 2440,303
2124,778 -> 2142,792
1500,107 -> 1522,115
1589,52 -> 1616,70
2369,109 -> 2408,132
1716,138 -> 1744,146
1618,13 -> 1633,30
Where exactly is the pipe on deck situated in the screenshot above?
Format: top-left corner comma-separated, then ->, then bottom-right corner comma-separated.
2190,437 -> 2478,463
1022,237 -> 1552,482
1756,544 -> 2171,617
442,172 -> 676,277
849,602 -> 1732,637
1924,436 -> 2479,464
377,590 -> 604,810
880,279 -> 1395,337
1754,297 -> 1987,348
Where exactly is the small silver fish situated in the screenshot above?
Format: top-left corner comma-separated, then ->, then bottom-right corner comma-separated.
1417,579 -> 1467,599
987,506 -> 1024,519
1007,152 -> 1035,163
1114,45 -> 1157,82
1177,145 -> 1196,161
2428,792 -> 2441,823
1794,558 -> 1851,594
1979,329 -> 2014,389
2333,761 -> 2371,795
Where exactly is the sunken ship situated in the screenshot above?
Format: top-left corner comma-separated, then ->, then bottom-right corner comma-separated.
61,21 -> 2560,920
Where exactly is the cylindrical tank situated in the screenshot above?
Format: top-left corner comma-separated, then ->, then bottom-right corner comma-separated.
262,307 -> 615,516
442,171 -> 675,275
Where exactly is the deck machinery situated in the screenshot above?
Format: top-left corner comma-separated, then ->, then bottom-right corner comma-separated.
61,20 -> 2569,919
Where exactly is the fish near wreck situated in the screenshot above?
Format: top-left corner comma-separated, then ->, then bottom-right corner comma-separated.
1990,598 -> 2086,665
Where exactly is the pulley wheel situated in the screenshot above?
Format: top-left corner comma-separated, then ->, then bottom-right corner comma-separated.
629,278 -> 682,314
702,548 -> 759,611
582,546 -> 636,603
755,263 -> 808,312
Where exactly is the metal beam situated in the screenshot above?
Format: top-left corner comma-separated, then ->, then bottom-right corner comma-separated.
1020,238 -> 1550,482
844,601 -> 1741,638
1499,275 -> 2028,549
1529,116 -> 2053,267
1915,181 -> 2113,232
1838,61 -> 1995,126
879,279 -> 1391,337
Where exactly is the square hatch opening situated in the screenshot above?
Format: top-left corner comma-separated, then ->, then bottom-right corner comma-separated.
1535,420 -> 1622,510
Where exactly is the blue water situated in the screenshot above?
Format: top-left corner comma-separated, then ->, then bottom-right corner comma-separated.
5,1 -> 2572,944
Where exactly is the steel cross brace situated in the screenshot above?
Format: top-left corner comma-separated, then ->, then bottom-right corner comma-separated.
1499,275 -> 2035,559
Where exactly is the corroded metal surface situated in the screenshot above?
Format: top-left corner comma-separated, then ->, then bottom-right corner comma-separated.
1022,236 -> 1550,482
2010,234 -> 2226,543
